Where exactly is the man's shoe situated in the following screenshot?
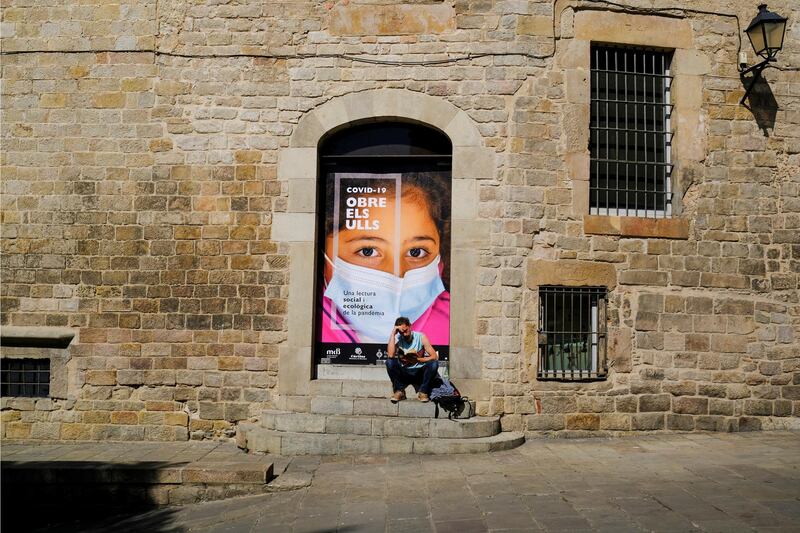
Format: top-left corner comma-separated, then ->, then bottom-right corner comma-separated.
418,392 -> 430,403
390,390 -> 406,403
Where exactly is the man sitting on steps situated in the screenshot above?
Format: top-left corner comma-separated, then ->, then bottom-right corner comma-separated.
386,317 -> 439,403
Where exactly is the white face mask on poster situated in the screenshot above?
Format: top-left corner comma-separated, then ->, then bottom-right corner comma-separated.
324,255 -> 446,342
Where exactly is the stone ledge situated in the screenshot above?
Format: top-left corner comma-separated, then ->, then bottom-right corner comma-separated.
583,215 -> 690,240
527,259 -> 617,289
0,326 -> 75,349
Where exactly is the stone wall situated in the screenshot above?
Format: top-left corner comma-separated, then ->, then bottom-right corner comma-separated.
1,0 -> 798,441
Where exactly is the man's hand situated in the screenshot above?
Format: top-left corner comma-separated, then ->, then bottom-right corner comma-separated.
420,334 -> 438,362
414,352 -> 435,363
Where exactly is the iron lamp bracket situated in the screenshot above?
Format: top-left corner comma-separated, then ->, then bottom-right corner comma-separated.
739,57 -> 775,104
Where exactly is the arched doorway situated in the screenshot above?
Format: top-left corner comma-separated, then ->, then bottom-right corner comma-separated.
314,121 -> 452,377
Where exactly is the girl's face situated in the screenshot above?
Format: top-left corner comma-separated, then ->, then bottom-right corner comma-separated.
325,193 -> 440,281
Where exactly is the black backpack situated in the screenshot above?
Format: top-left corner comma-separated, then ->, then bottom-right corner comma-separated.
430,377 -> 473,419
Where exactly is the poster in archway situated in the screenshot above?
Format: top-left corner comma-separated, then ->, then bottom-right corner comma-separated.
316,172 -> 450,365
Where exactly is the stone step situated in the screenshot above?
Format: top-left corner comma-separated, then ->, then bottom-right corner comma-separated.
307,395 -> 476,418
259,410 -> 500,439
317,364 -> 389,381
316,364 -> 448,381
2,458 -> 272,485
240,427 -> 525,455
310,379 -> 394,398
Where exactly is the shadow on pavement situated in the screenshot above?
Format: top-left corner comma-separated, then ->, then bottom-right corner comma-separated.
1,460 -> 183,533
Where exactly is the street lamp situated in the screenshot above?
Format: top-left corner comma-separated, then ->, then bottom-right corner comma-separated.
739,4 -> 788,104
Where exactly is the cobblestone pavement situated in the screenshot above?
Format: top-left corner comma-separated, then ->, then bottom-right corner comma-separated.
19,432 -> 800,532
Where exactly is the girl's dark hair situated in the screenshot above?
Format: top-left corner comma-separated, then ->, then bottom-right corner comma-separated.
323,172 -> 451,288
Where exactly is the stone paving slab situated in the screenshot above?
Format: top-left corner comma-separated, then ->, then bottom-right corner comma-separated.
4,431 -> 797,532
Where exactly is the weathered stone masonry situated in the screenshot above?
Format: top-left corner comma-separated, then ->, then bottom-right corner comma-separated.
1,0 -> 798,441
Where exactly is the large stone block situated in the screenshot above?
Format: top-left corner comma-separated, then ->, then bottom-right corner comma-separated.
272,213 -> 315,242
600,413 -> 631,430
517,15 -> 552,36
30,422 -> 61,439
328,4 -> 456,36
525,414 -> 565,431
574,11 -> 693,49
452,220 -> 491,250
539,395 -> 577,414
287,179 -> 317,213
198,402 -> 224,420
277,148 -> 316,181
382,417 -> 429,438
325,415 -> 373,435
311,396 -> 354,415
397,401 -> 437,418
281,432 -> 339,455
380,436 -> 414,454
338,435 -> 381,455
666,414 -> 695,431
565,413 -> 600,430
619,270 -> 669,286
353,398 -> 397,417
639,394 -> 670,412
450,251 -> 478,348
453,146 -> 496,180
672,397 -> 708,415
278,347 -> 311,397
275,412 -> 326,433
743,399 -> 773,416
527,259 -> 617,289
694,416 -> 728,432
452,179 -> 477,220
631,413 -> 664,431
245,429 -> 282,454
584,215 -> 689,239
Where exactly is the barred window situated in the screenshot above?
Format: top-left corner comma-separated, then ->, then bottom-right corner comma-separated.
1,358 -> 50,398
590,45 -> 673,218
538,287 -> 607,381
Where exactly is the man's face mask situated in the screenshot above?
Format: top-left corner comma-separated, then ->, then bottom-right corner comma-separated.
324,255 -> 445,342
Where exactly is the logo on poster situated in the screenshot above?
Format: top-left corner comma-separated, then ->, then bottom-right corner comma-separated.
350,346 -> 367,360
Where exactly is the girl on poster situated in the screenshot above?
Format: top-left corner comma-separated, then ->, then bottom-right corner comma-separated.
319,173 -> 450,346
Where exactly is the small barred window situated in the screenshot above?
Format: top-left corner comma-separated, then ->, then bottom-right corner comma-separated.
538,286 -> 607,381
1,358 -> 50,398
590,45 -> 674,218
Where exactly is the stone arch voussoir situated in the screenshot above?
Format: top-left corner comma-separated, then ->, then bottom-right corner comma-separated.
275,89 -> 493,404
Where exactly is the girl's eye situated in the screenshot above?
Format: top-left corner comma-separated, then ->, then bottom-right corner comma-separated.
407,248 -> 428,258
357,247 -> 378,257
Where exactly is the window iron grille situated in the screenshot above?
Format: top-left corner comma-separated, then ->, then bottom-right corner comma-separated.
538,286 -> 607,381
590,45 -> 673,218
1,358 -> 50,398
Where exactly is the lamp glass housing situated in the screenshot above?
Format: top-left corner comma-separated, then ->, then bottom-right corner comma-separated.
745,4 -> 788,59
